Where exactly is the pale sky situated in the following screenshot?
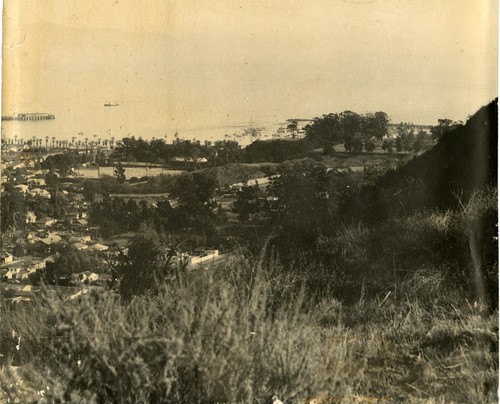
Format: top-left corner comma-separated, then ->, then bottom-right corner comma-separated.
2,0 -> 498,135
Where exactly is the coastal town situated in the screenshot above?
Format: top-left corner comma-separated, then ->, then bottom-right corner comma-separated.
1,1 -> 497,402
0,138 -> 233,302
1,108 -> 444,306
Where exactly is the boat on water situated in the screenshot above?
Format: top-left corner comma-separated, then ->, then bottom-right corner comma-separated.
104,102 -> 119,107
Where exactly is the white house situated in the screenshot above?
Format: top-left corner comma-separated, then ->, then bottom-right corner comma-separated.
25,211 -> 37,224
0,268 -> 14,281
70,235 -> 91,244
16,270 -> 30,280
0,251 -> 14,264
29,188 -> 51,198
76,218 -> 88,227
73,242 -> 88,251
42,254 -> 58,264
189,250 -> 219,265
14,184 -> 29,194
27,178 -> 46,187
73,271 -> 99,283
27,259 -> 46,272
89,243 -> 108,252
36,217 -> 57,227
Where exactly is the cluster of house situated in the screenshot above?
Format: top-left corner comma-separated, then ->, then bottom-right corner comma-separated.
0,154 -> 109,289
0,251 -> 50,282
0,148 -> 236,299
0,229 -> 108,286
13,175 -> 52,199
156,247 -> 220,267
212,175 -> 279,215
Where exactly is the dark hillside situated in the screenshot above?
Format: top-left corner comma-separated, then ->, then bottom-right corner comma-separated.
357,99 -> 497,219
343,99 -> 498,307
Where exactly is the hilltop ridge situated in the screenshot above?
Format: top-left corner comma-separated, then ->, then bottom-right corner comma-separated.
361,99 -> 497,219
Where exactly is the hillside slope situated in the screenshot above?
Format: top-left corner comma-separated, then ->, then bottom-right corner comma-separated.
362,99 -> 497,219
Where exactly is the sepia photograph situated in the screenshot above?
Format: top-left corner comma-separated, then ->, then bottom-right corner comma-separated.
0,1 -> 498,402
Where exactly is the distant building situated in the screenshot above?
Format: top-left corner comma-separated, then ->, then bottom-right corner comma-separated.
169,156 -> 208,170
69,235 -> 91,244
72,271 -> 99,283
0,251 -> 13,264
73,242 -> 88,251
14,184 -> 29,194
25,211 -> 37,224
36,217 -> 57,227
16,270 -> 30,281
29,188 -> 51,198
88,243 -> 108,252
27,178 -> 46,187
189,250 -> 219,266
0,268 -> 14,281
38,234 -> 62,246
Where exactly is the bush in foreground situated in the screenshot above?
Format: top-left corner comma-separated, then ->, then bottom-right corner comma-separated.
1,258 -> 497,403
1,264 -> 360,403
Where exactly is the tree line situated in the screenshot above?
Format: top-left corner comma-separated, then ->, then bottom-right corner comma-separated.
304,111 -> 390,154
112,137 -> 242,166
88,171 -> 221,250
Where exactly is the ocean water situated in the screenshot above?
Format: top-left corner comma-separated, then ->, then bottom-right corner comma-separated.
1,102 -> 288,147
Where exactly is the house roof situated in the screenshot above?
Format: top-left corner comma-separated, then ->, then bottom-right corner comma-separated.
37,217 -> 56,223
91,243 -> 108,251
39,235 -> 62,245
42,254 -> 58,263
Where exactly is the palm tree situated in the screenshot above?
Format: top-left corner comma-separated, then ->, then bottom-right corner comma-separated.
51,137 -> 56,149
14,134 -> 18,145
45,136 -> 49,149
84,137 -> 89,155
110,137 -> 115,149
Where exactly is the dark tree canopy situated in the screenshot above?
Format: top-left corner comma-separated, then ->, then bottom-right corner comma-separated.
233,185 -> 260,222
41,152 -> 80,175
304,110 -> 390,154
0,183 -> 26,232
430,118 -> 463,142
244,139 -> 312,163
114,162 -> 126,183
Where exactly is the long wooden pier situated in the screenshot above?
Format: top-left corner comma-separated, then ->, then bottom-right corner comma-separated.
2,113 -> 55,121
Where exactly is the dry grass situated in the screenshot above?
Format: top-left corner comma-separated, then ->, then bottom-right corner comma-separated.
1,262 -> 497,403
1,189 -> 497,403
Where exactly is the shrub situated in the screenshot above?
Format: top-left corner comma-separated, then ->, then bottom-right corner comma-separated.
2,265 -> 361,403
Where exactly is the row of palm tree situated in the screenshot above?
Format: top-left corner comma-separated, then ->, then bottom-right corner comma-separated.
1,134 -> 116,151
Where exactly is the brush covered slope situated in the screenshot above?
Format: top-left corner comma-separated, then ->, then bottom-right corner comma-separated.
362,98 -> 497,218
